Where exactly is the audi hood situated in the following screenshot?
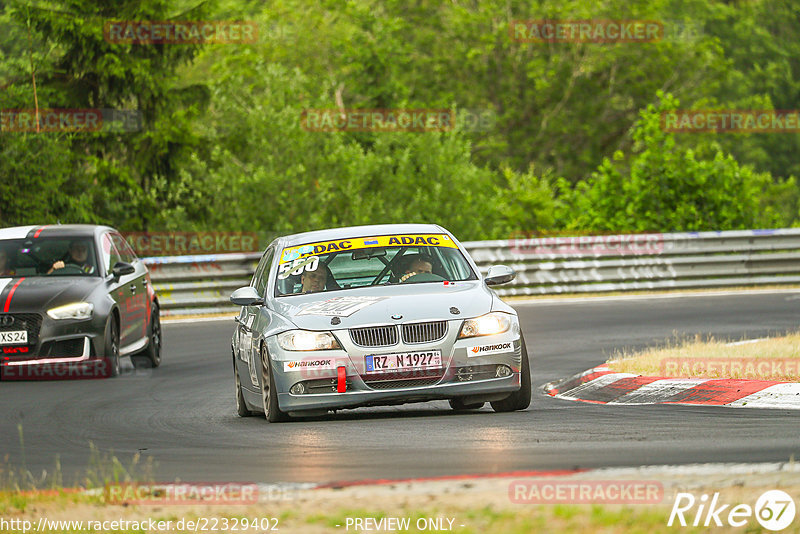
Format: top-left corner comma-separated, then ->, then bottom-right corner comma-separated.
0,276 -> 102,313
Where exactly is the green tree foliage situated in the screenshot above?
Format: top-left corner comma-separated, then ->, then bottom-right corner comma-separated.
560,92 -> 789,231
172,58 -> 538,240
1,0 -> 798,239
1,0 -> 211,229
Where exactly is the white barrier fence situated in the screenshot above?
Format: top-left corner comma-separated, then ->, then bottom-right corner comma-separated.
144,228 -> 800,316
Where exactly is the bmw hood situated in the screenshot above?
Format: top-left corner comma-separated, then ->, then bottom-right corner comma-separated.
272,281 -> 498,331
0,276 -> 101,313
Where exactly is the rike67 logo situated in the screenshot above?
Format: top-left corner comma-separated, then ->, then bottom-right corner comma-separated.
669,490 -> 796,531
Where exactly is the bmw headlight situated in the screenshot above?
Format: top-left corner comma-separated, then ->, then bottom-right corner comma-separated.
47,302 -> 94,320
277,330 -> 341,351
458,312 -> 512,339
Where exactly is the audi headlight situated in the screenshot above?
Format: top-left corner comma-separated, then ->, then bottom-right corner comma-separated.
47,302 -> 94,320
277,330 -> 341,351
458,312 -> 512,339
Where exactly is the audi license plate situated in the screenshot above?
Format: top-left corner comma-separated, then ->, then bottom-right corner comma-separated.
0,331 -> 27,345
366,350 -> 442,373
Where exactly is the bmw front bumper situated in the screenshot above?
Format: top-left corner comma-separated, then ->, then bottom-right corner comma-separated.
260,317 -> 524,414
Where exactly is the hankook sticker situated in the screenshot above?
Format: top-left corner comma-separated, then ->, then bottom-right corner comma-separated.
467,342 -> 513,357
283,359 -> 337,372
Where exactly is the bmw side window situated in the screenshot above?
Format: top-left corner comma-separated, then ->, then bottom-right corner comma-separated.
254,248 -> 274,296
250,254 -> 263,287
250,254 -> 262,291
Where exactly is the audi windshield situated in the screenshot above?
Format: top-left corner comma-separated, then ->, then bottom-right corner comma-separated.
0,237 -> 100,277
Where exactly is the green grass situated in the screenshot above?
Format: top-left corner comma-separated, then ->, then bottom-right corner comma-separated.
1,425 -> 154,494
2,424 -> 793,533
607,331 -> 800,380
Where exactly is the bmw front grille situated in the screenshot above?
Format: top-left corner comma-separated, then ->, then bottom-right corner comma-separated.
401,321 -> 447,344
349,325 -> 398,348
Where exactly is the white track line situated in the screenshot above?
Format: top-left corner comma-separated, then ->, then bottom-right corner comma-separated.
511,288 -> 800,306
725,338 -> 769,346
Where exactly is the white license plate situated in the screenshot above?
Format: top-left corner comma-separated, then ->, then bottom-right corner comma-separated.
0,330 -> 27,345
365,350 -> 442,373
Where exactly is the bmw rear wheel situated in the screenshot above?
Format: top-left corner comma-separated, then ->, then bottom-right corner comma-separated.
234,359 -> 255,417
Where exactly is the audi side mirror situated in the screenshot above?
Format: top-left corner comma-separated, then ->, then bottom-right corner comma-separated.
111,261 -> 135,278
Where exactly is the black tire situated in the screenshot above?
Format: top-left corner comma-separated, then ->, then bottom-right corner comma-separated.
103,317 -> 120,378
490,335 -> 531,412
449,399 -> 485,410
260,345 -> 289,422
234,360 -> 255,417
132,303 -> 162,369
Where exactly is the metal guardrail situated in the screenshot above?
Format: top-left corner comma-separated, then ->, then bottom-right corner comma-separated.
144,228 -> 800,316
143,253 -> 260,316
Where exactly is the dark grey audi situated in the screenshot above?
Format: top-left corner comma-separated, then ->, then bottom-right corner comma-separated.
0,225 -> 161,379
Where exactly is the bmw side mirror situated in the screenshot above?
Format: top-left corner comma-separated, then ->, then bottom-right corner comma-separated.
230,286 -> 264,306
111,261 -> 135,278
484,265 -> 515,286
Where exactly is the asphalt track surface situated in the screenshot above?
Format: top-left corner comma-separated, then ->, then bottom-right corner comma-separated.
2,291 -> 799,485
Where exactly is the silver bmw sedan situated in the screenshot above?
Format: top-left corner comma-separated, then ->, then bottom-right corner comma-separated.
230,223 -> 530,422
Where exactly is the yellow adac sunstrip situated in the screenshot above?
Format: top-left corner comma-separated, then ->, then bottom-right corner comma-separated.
279,234 -> 457,264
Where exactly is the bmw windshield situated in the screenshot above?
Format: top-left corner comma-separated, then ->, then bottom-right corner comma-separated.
275,233 -> 478,296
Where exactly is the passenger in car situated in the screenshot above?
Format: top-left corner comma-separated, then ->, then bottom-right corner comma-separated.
0,248 -> 15,276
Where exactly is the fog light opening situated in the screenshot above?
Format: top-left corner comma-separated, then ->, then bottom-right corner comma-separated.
456,366 -> 474,382
290,382 -> 305,395
496,365 -> 512,378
